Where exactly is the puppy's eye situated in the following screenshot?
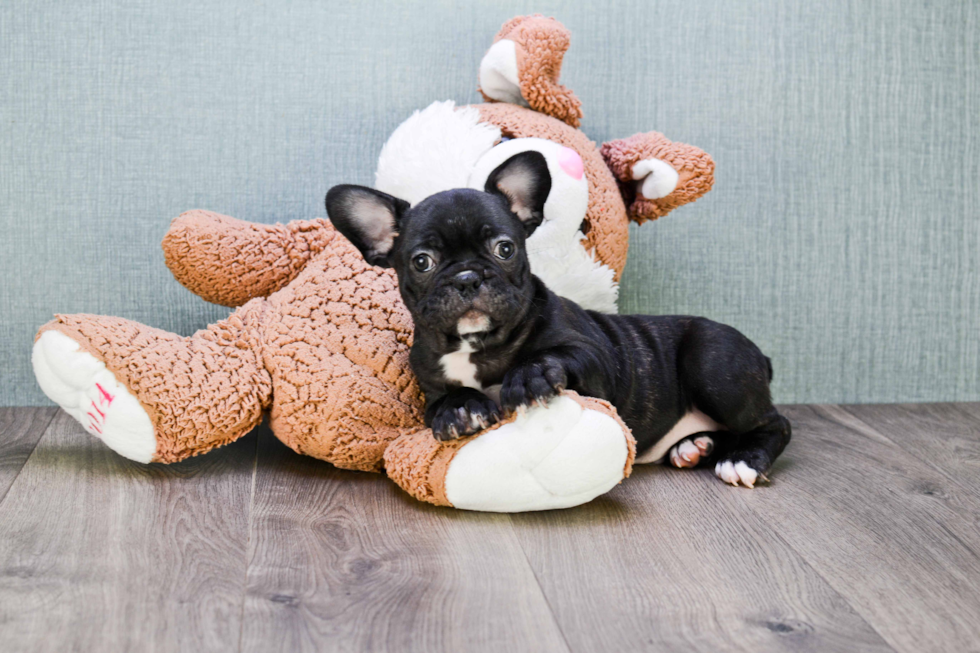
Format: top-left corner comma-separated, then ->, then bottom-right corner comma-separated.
412,253 -> 435,272
493,240 -> 516,260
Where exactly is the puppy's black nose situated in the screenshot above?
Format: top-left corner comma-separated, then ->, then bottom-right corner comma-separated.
453,270 -> 482,293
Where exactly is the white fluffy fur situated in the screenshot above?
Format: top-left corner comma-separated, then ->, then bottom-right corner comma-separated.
444,395 -> 629,512
374,101 -> 501,206
374,104 -> 620,313
32,330 -> 156,463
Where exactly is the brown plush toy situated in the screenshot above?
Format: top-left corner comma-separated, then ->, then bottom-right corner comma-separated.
32,15 -> 714,512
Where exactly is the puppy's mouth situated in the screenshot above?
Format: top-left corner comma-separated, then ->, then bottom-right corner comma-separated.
456,309 -> 494,338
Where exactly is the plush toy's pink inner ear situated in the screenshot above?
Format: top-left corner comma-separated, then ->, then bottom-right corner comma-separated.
558,147 -> 584,180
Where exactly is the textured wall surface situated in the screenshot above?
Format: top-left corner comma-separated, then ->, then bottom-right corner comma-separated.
2,0 -> 977,406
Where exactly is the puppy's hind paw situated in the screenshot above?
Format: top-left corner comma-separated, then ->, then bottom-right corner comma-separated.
668,435 -> 714,469
715,459 -> 768,488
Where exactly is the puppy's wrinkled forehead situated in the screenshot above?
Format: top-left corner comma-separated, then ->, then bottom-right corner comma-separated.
405,189 -> 518,248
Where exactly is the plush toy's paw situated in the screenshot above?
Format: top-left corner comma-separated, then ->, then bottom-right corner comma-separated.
600,132 -> 715,223
500,357 -> 567,415
633,158 -> 680,200
32,329 -> 157,463
430,389 -> 501,441
715,456 -> 769,489
384,392 -> 636,512
668,434 -> 715,469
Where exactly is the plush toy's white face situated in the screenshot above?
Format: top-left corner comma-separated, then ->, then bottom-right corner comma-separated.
374,100 -> 619,313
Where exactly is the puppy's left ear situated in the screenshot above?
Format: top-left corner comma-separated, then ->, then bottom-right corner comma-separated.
485,150 -> 552,235
325,185 -> 410,267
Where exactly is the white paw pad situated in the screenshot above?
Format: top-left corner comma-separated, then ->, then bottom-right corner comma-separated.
632,158 -> 680,199
443,395 -> 630,512
32,330 -> 157,463
715,460 -> 763,488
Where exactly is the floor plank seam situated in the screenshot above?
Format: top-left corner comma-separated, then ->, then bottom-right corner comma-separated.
507,514 -> 576,653
837,405 -> 980,512
236,430 -> 261,653
0,408 -> 58,508
712,463 -> 903,653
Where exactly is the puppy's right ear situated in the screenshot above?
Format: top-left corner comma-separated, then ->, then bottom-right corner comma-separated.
325,185 -> 410,267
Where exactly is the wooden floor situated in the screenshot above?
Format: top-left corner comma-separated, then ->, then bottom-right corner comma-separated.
1,404 -> 979,652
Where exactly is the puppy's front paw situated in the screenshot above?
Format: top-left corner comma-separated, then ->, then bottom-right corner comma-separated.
431,392 -> 501,441
500,358 -> 567,415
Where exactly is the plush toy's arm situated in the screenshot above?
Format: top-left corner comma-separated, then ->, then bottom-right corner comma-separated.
600,132 -> 715,223
162,210 -> 338,307
478,15 -> 583,128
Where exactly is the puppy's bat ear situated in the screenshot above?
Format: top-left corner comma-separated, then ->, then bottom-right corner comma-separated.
325,185 -> 409,267
485,150 -> 552,235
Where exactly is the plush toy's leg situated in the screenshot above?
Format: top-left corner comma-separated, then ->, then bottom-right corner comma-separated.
269,356 -> 423,473
478,15 -> 583,128
383,392 -> 635,512
600,132 -> 715,223
32,299 -> 272,463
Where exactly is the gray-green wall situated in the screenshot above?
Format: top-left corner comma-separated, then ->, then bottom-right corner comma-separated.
2,0 -> 977,406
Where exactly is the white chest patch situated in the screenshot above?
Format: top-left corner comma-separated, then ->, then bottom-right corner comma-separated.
440,340 -> 481,389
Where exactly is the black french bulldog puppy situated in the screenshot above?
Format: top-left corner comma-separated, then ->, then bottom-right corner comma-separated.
326,151 -> 791,487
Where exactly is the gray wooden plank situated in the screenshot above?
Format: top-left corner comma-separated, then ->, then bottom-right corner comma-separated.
509,458 -> 895,653
724,404 -> 980,653
240,426 -> 569,653
0,411 -> 258,653
0,408 -> 56,504
838,403 -> 980,499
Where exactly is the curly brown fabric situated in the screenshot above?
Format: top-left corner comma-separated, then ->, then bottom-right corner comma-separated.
475,103 -> 631,280
600,132 -> 716,224
163,211 -> 337,307
479,15 -> 583,128
33,15 -> 710,512
39,222 -> 423,470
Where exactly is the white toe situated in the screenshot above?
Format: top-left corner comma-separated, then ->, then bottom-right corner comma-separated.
734,462 -> 759,489
715,460 -> 740,486
677,439 -> 699,463
693,435 -> 715,454
632,158 -> 680,199
33,330 -> 157,463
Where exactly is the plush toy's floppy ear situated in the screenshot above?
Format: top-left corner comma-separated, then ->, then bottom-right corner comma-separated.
478,15 -> 583,128
485,151 -> 552,235
325,185 -> 410,267
600,132 -> 715,223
